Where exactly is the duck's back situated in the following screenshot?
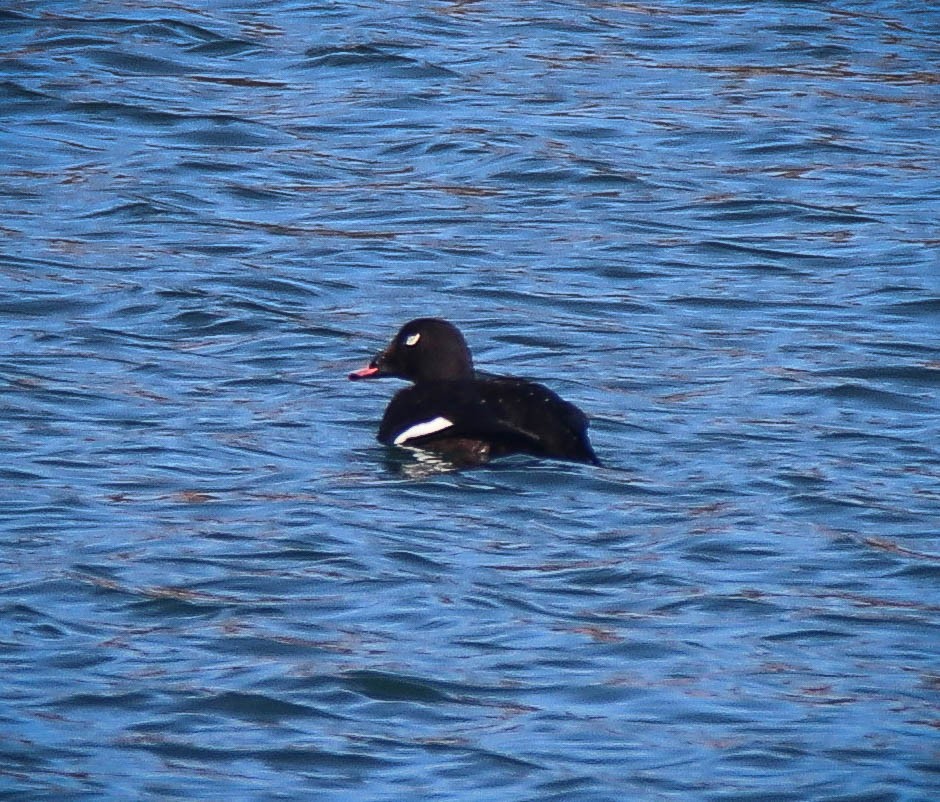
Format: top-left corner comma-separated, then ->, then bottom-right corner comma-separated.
476,375 -> 599,464
378,374 -> 598,465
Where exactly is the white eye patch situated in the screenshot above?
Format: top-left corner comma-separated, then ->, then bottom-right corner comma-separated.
393,416 -> 453,445
404,332 -> 421,346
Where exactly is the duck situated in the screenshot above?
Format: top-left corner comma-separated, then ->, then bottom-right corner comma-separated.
349,318 -> 599,466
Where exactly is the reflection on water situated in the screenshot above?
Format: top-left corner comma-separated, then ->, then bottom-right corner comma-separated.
1,2 -> 938,800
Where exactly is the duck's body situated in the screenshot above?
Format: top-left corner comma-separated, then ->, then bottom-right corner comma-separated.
349,318 -> 598,466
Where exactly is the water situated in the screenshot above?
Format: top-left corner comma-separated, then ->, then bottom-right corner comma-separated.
1,2 -> 938,800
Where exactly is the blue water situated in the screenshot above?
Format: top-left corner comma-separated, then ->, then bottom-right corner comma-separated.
2,2 -> 938,800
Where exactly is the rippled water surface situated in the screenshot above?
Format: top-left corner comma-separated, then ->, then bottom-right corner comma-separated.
2,2 -> 939,800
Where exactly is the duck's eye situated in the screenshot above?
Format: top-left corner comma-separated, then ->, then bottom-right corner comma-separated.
404,332 -> 421,346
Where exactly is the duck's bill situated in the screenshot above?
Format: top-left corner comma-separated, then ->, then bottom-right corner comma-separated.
348,364 -> 380,380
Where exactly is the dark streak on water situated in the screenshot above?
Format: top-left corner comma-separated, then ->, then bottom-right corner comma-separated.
1,2 -> 939,801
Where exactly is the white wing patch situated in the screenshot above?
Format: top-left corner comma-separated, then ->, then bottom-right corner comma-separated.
393,416 -> 454,445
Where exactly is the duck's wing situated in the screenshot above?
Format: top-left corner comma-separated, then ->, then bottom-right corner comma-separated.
377,382 -> 543,452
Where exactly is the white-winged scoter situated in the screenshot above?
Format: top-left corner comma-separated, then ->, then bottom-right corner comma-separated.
349,318 -> 599,466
